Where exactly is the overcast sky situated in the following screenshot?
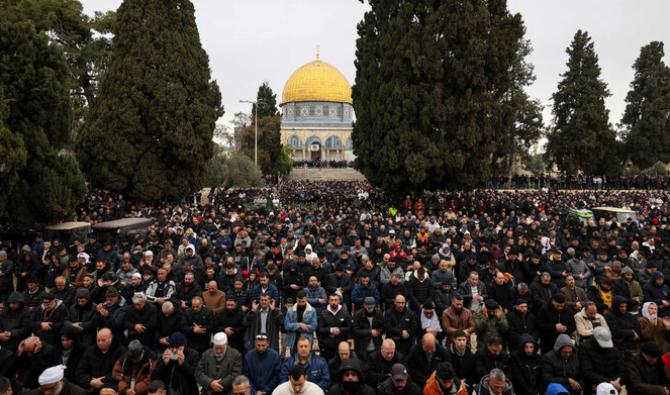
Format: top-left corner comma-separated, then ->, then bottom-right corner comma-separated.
81,0 -> 670,135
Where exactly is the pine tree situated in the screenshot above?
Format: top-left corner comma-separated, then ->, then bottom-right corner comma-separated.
620,41 -> 670,168
546,30 -> 618,177
76,0 -> 222,201
0,0 -> 116,125
0,21 -> 85,227
492,39 -> 544,175
239,82 -> 290,175
352,0 -> 525,193
253,82 -> 280,118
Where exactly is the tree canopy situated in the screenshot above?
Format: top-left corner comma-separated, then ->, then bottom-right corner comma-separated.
0,20 -> 85,227
546,30 -> 618,177
238,82 -> 291,176
76,0 -> 222,201
352,0 -> 526,193
620,41 -> 670,168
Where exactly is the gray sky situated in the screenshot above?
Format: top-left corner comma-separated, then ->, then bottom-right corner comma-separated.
82,0 -> 670,135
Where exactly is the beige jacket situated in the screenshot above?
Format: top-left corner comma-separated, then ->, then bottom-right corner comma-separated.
574,309 -> 610,344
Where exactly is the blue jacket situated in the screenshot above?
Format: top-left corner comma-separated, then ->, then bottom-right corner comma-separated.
351,283 -> 380,308
545,383 -> 569,395
643,279 -> 669,305
305,286 -> 328,310
280,354 -> 330,392
249,283 -> 279,303
243,347 -> 281,394
284,302 -> 318,350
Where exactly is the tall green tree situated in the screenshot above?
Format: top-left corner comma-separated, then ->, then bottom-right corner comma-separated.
0,21 -> 85,227
620,41 -> 670,168
252,82 -> 280,118
352,0 -> 525,193
0,0 -> 116,127
492,39 -> 544,175
76,0 -> 222,201
239,82 -> 291,175
546,30 -> 618,176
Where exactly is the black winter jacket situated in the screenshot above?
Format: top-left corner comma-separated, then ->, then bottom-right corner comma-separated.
605,296 -> 641,351
352,308 -> 385,359
318,306 -> 352,357
74,340 -> 126,391
123,302 -> 158,347
509,335 -> 542,395
474,348 -> 511,383
578,337 -> 625,390
153,347 -> 200,395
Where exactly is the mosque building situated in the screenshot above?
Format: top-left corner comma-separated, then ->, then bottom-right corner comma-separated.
280,51 -> 355,162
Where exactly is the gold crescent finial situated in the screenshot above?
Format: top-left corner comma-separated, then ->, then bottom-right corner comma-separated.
316,45 -> 320,60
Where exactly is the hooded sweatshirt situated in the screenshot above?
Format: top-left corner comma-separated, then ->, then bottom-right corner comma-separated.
510,334 -> 542,395
605,295 -> 641,350
328,358 -> 375,395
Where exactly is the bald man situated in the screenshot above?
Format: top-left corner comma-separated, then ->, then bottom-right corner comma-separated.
75,329 -> 126,393
406,333 -> 450,387
203,281 -> 226,315
364,339 -> 404,388
14,336 -> 59,390
383,295 -> 416,355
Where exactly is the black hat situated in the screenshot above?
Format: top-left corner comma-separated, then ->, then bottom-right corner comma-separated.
26,274 -> 39,284
640,342 -> 662,358
484,299 -> 500,310
102,272 -> 116,281
75,288 -> 90,299
41,291 -> 56,300
515,298 -> 528,306
553,292 -> 567,303
6,291 -> 24,304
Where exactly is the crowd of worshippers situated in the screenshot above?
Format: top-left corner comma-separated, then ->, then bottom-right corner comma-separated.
3,186 -> 670,395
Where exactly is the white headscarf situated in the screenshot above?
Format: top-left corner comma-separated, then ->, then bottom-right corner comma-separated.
642,302 -> 658,325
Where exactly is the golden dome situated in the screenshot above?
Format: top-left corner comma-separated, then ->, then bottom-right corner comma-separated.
282,59 -> 352,105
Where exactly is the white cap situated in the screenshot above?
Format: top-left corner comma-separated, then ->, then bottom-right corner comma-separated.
144,250 -> 154,256
212,332 -> 227,346
132,272 -> 142,279
593,326 -> 614,348
596,382 -> 618,395
38,365 -> 65,386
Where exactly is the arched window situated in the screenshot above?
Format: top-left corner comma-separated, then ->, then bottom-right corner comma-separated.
346,137 -> 353,150
288,135 -> 301,148
305,136 -> 322,146
325,136 -> 342,149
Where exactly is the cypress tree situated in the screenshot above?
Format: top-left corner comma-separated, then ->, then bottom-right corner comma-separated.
352,0 -> 525,193
76,0 -> 222,201
546,30 -> 618,177
620,41 -> 670,168
492,39 -> 544,175
0,21 -> 85,227
240,83 -> 287,175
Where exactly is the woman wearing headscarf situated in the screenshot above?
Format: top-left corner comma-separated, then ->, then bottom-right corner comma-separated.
640,302 -> 659,341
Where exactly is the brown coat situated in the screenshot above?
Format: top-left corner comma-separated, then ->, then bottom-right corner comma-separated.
441,306 -> 476,342
112,354 -> 156,395
203,289 -> 226,315
560,285 -> 588,312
